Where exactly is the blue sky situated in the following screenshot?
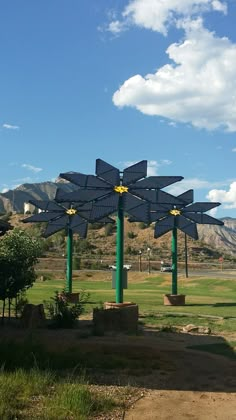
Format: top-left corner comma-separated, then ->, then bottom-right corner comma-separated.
0,0 -> 236,218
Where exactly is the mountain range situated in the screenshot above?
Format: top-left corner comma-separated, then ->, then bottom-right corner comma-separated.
1,181 -> 236,256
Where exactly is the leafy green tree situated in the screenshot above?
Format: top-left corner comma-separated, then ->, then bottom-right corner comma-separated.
0,229 -> 42,322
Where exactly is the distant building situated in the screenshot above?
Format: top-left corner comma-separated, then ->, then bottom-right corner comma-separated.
24,202 -> 35,214
24,202 -> 44,214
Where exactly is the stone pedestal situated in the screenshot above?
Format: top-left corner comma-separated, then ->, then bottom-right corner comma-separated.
21,304 -> 46,328
93,302 -> 139,334
164,294 -> 186,306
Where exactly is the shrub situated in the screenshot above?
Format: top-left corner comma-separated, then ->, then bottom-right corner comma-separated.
127,231 -> 137,239
45,290 -> 90,329
104,223 -> 115,237
138,222 -> 149,229
73,256 -> 80,270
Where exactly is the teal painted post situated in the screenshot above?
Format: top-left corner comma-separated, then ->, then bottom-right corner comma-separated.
171,226 -> 178,295
116,195 -> 124,303
66,228 -> 73,293
185,233 -> 189,278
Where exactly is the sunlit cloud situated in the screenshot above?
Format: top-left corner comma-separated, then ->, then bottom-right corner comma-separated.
22,164 -> 43,173
3,123 -> 20,130
207,181 -> 236,209
167,178 -> 229,196
106,0 -> 227,35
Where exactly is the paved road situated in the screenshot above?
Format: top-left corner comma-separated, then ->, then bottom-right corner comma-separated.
36,267 -> 236,279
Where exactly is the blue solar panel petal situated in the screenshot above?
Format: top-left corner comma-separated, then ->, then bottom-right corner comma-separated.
70,214 -> 86,228
177,190 -> 194,205
75,202 -> 93,211
96,159 -> 120,186
55,188 -> 107,203
154,216 -> 174,238
72,222 -> 88,238
151,203 -> 172,211
184,213 -> 224,225
126,216 -> 138,222
123,160 -> 147,185
22,212 -> 60,223
43,221 -> 67,237
150,211 -> 168,222
56,215 -> 68,226
183,202 -> 221,213
74,204 -> 93,221
129,176 -> 183,189
59,172 -> 110,189
123,193 -> 150,223
127,202 -> 150,223
90,193 -> 119,220
176,215 -> 198,239
98,216 -> 115,223
29,200 -> 62,212
131,189 -> 184,205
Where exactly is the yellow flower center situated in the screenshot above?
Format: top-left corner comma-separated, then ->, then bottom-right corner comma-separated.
169,209 -> 182,216
66,208 -> 77,216
114,185 -> 129,194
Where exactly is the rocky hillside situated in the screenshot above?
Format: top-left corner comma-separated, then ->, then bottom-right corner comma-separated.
197,218 -> 236,255
0,180 -> 75,213
1,181 -> 236,256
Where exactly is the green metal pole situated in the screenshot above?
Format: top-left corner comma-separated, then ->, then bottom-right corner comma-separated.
66,228 -> 73,293
116,195 -> 124,303
185,233 -> 189,278
171,226 -> 178,295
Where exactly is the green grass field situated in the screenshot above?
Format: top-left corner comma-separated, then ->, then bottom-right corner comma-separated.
26,272 -> 236,334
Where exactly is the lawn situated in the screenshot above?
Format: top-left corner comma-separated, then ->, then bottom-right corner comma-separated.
26,271 -> 236,334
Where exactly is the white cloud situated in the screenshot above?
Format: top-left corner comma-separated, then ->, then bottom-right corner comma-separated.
161,159 -> 172,165
108,0 -> 227,35
167,177 -> 228,196
232,148 -> 236,152
107,20 -> 127,34
22,164 -> 42,173
113,19 -> 236,132
207,181 -> 236,209
3,123 -> 20,130
147,160 -> 159,176
168,121 -> 177,127
208,207 -> 218,217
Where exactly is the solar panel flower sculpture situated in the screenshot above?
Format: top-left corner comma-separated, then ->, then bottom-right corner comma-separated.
58,159 -> 184,303
22,198 -> 113,293
150,189 -> 224,299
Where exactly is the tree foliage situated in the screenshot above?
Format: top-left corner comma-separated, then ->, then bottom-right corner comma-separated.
0,229 -> 42,321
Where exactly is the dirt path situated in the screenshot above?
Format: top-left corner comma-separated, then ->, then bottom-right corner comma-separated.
125,390 -> 236,420
123,331 -> 236,420
38,327 -> 236,419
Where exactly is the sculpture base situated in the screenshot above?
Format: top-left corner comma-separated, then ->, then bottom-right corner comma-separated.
93,302 -> 139,335
164,294 -> 186,306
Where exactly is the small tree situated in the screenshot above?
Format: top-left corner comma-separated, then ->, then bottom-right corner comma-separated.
0,229 -> 42,322
45,290 -> 90,328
